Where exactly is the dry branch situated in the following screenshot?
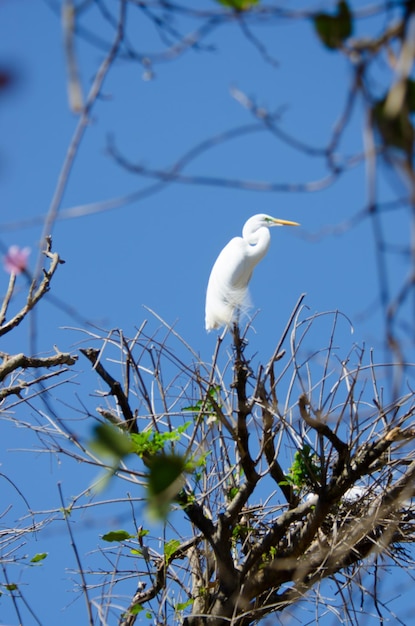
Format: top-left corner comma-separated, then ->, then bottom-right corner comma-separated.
0,237 -> 63,338
80,347 -> 137,433
0,350 -> 77,384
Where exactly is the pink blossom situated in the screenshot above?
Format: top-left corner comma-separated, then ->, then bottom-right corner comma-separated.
3,245 -> 31,275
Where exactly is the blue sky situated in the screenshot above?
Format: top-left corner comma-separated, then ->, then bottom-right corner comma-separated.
1,1 -> 414,625
1,0 -> 374,353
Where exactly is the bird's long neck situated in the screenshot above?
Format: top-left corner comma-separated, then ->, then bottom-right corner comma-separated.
244,226 -> 271,264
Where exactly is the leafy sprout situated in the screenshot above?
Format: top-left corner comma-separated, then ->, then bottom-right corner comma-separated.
280,444 -> 321,493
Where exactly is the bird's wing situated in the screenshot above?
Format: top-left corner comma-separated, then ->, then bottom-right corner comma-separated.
205,238 -> 253,330
212,237 -> 253,290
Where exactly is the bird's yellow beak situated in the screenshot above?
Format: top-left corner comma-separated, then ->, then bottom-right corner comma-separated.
270,218 -> 300,227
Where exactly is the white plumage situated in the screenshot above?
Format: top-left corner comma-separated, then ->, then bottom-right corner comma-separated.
205,214 -> 299,331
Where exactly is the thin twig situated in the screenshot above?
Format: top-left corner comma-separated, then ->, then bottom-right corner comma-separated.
58,482 -> 94,626
0,272 -> 16,326
36,0 -> 127,277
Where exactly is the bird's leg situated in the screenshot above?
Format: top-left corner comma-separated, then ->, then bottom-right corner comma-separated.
232,319 -> 248,357
232,323 -> 252,378
232,321 -> 240,346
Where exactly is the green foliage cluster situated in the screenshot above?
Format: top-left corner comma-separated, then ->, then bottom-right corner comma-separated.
280,444 -> 321,493
91,421 -> 191,461
130,422 -> 190,458
90,421 -> 194,517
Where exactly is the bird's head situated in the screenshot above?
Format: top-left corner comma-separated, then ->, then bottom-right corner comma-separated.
243,214 -> 300,240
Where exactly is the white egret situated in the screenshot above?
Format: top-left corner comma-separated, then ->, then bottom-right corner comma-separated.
205,214 -> 299,331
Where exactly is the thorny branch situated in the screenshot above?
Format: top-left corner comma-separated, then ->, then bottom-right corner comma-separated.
3,304 -> 415,626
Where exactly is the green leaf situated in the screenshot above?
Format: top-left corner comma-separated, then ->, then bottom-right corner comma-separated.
164,538 -> 181,562
183,403 -> 201,412
102,529 -> 135,542
30,552 -> 48,563
194,451 -> 210,468
175,598 -> 194,612
90,423 -> 133,460
5,583 -> 18,591
227,486 -> 239,501
232,523 -> 247,539
148,455 -> 186,496
283,445 -> 321,492
216,0 -> 259,10
314,1 -> 352,50
147,454 -> 187,519
175,489 -> 195,507
128,604 -> 143,616
130,423 -> 190,458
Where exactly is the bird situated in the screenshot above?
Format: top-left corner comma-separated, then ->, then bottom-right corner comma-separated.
205,214 -> 299,331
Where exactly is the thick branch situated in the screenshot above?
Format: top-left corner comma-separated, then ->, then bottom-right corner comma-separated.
80,347 -> 137,433
181,493 -> 239,603
330,426 -> 415,498
0,349 -> 77,383
244,459 -> 415,620
241,500 -> 316,578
